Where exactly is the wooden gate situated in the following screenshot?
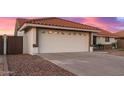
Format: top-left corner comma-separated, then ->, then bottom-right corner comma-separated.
0,36 -> 3,55
117,39 -> 124,48
7,36 -> 23,54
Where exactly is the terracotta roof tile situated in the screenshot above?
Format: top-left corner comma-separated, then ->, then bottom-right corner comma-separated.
15,17 -> 117,38
97,29 -> 117,37
114,31 -> 124,38
15,18 -> 28,31
15,17 -> 100,31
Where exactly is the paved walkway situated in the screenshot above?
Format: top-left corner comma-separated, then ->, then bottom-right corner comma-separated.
0,56 -> 4,75
38,52 -> 124,76
0,56 -> 3,63
0,55 -> 9,76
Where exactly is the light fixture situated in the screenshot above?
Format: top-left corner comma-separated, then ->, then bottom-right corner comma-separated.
54,31 -> 58,34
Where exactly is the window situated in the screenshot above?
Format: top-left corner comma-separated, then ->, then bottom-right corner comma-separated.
93,36 -> 97,45
105,37 -> 110,42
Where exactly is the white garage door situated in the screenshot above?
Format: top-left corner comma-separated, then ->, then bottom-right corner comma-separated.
38,30 -> 89,53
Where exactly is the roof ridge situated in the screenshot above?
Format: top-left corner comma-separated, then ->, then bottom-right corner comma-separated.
99,28 -> 112,33
16,18 -> 28,21
56,18 -> 100,29
27,17 -> 57,22
115,30 -> 124,33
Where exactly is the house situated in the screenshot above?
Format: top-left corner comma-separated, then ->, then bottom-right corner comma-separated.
15,17 -> 100,55
115,30 -> 124,39
93,29 -> 117,50
114,31 -> 124,48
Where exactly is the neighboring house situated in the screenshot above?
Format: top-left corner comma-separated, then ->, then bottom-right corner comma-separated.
115,31 -> 124,48
115,30 -> 124,39
15,17 -> 100,55
93,29 -> 117,50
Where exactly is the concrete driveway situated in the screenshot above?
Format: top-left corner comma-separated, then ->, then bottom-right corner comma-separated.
38,52 -> 124,76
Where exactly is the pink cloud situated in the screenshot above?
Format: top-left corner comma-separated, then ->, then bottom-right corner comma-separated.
0,18 -> 16,35
0,17 -> 41,35
81,17 -> 111,31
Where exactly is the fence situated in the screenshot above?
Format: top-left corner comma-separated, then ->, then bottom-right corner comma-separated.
0,35 -> 23,55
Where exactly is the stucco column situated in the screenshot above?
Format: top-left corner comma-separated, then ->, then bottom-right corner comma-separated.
3,34 -> 7,55
89,33 -> 93,52
32,28 -> 39,55
23,28 -> 39,55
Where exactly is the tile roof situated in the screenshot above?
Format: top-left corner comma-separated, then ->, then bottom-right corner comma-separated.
15,17 -> 100,32
114,31 -> 124,38
14,18 -> 28,35
15,17 -> 117,38
96,29 -> 117,37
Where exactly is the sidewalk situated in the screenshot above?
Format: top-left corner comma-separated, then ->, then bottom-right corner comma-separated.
0,55 -> 9,76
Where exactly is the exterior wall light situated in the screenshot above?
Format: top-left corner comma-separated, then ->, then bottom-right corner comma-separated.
54,31 -> 58,34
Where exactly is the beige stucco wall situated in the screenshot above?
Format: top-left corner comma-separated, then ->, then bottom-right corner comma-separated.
23,28 -> 38,55
23,32 -> 28,54
17,30 -> 24,36
96,37 -> 117,45
38,29 -> 90,53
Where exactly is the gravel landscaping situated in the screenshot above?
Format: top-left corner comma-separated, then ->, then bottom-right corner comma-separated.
7,55 -> 75,76
95,49 -> 124,57
101,49 -> 124,57
0,63 -> 3,76
0,63 -> 3,71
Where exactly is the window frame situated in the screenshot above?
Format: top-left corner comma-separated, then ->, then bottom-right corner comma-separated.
105,37 -> 110,42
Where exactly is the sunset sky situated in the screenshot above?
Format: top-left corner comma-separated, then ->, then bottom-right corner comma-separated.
0,17 -> 124,35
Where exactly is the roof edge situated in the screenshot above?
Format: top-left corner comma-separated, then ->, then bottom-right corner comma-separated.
95,34 -> 118,38
19,23 -> 100,33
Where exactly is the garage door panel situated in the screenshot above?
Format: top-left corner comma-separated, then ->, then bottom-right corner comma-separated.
38,30 -> 89,53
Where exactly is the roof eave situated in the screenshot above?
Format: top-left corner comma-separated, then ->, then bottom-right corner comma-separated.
18,23 -> 100,33
95,34 -> 117,38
